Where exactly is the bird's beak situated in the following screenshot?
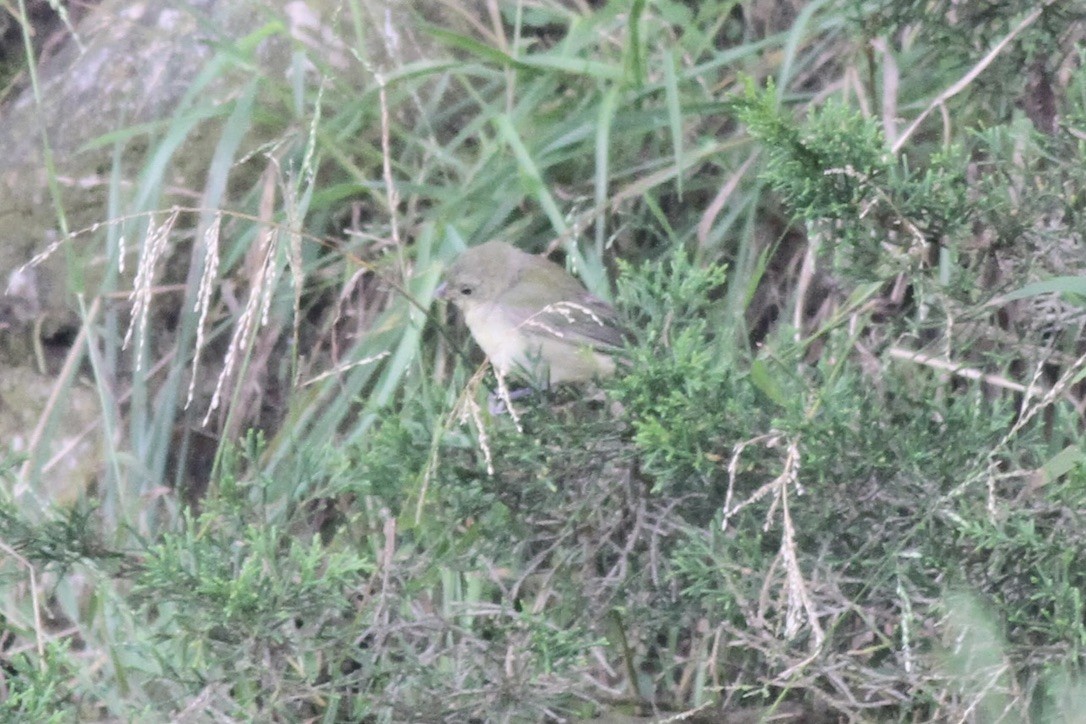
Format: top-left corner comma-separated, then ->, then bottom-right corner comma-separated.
434,281 -> 448,300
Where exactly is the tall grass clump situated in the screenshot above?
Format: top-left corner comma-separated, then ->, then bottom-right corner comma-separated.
2,0 -> 1086,721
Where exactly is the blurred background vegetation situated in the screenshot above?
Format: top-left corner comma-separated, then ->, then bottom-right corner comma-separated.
2,0 -> 1086,721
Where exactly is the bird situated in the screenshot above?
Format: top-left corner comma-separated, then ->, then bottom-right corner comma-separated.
436,241 -> 626,387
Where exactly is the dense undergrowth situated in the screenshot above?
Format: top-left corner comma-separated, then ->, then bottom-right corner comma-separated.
3,0 -> 1086,721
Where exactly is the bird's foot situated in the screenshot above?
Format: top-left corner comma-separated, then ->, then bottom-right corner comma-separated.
488,386 -> 535,415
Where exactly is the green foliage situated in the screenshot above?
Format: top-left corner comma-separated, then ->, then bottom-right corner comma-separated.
950,476 -> 1086,652
652,345 -> 1086,717
612,252 -> 747,489
854,0 -> 1083,88
0,643 -> 78,723
729,79 -> 982,280
4,0 -> 1086,720
0,499 -> 110,571
340,406 -> 437,511
800,362 -> 1010,489
135,513 -> 371,648
731,79 -> 891,221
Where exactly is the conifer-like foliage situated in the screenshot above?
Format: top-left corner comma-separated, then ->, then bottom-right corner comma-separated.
3,0 -> 1086,721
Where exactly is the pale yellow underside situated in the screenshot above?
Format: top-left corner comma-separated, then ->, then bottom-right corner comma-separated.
464,302 -> 615,385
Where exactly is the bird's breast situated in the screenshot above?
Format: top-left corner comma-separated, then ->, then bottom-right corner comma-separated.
463,302 -> 526,374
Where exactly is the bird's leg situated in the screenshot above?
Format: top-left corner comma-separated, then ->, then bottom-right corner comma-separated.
487,386 -> 535,415
488,370 -> 529,431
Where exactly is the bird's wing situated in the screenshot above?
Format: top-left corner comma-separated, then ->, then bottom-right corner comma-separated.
499,276 -> 627,351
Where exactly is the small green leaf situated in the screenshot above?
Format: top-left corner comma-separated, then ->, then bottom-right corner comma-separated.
995,277 -> 1086,304
750,358 -> 787,406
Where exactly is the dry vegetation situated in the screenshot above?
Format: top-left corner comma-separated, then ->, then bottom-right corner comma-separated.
2,0 -> 1086,721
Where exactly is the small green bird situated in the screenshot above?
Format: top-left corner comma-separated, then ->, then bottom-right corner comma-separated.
437,241 -> 625,387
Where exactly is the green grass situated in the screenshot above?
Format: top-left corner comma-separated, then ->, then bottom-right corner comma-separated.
2,0 -> 1086,721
